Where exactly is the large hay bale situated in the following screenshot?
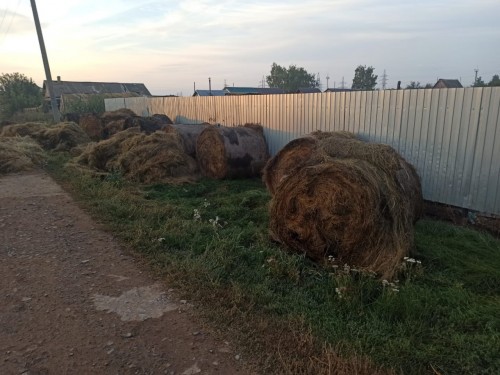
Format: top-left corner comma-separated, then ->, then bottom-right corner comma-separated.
164,124 -> 209,158
0,122 -> 45,137
151,114 -> 173,125
79,113 -> 103,141
265,131 -> 423,279
100,108 -> 136,125
196,124 -> 269,179
34,122 -> 91,151
0,136 -> 46,174
75,129 -> 198,184
269,159 -> 412,280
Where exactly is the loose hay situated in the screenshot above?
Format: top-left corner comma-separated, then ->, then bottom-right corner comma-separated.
75,129 -> 198,184
0,122 -> 45,137
34,122 -> 91,151
196,124 -> 269,179
0,136 -> 46,174
78,113 -> 103,141
100,108 -> 136,124
266,131 -> 423,279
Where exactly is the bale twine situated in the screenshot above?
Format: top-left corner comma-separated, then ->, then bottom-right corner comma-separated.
164,124 -> 209,158
196,124 -> 269,179
269,159 -> 411,279
0,136 -> 46,174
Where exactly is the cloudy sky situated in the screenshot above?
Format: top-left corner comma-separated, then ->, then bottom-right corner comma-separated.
1,0 -> 499,95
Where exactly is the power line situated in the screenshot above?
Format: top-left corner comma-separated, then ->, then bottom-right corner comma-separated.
0,0 -> 22,44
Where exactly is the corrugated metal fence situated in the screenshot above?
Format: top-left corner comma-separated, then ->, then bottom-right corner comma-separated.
105,87 -> 500,216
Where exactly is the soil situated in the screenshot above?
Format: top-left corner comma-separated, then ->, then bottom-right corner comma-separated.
0,171 -> 253,375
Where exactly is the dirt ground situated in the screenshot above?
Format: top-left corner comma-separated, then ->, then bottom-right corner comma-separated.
0,171 -> 253,375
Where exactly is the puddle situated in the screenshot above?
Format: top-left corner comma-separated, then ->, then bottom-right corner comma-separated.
92,284 -> 177,321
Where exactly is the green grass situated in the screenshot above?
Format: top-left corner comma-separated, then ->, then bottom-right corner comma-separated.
46,153 -> 500,375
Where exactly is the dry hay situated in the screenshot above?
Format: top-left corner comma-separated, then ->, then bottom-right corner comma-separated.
0,122 -> 45,137
266,131 -> 423,279
164,123 -> 209,158
34,122 -> 91,151
0,136 -> 46,174
75,129 -> 198,184
100,108 -> 136,125
78,113 -> 103,141
196,124 -> 269,179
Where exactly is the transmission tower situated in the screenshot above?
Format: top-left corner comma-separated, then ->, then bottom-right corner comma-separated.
380,69 -> 388,90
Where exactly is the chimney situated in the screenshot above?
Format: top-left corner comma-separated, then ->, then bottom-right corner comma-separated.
57,76 -> 61,82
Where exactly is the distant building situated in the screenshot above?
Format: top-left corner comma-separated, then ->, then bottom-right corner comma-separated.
193,89 -> 226,97
295,87 -> 322,93
433,79 -> 463,89
43,77 -> 151,108
324,88 -> 353,93
223,87 -> 285,95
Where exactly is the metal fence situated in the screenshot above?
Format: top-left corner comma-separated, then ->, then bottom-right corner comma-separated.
105,87 -> 500,216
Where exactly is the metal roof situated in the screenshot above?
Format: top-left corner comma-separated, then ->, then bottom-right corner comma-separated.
296,87 -> 322,93
43,80 -> 151,98
193,89 -> 226,96
223,87 -> 285,95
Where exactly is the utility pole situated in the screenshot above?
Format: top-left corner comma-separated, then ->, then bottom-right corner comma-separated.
326,74 -> 330,90
380,69 -> 388,90
30,0 -> 60,122
474,68 -> 479,85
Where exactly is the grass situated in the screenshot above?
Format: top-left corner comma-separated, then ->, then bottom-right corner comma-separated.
45,152 -> 500,375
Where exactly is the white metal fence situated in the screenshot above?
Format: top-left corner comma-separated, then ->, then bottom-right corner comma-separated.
105,87 -> 500,216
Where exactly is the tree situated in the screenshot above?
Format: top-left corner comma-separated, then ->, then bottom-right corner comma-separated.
351,65 -> 377,90
406,81 -> 423,89
472,76 -> 486,87
488,74 -> 500,87
0,73 -> 42,118
266,63 -> 318,92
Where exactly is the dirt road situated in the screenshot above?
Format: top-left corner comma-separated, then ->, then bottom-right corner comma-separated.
0,171 -> 250,375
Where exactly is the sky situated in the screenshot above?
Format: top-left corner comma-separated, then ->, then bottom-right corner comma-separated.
1,0 -> 499,96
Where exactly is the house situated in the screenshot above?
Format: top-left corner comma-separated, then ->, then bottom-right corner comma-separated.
295,88 -> 322,94
433,79 -> 463,89
223,87 -> 285,95
324,88 -> 353,93
43,77 -> 151,107
193,89 -> 226,97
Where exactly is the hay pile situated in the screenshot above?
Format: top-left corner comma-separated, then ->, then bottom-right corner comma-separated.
196,124 -> 269,179
265,131 -> 422,279
75,129 -> 198,184
0,122 -> 90,152
34,122 -> 91,151
0,136 -> 46,174
78,113 -> 103,141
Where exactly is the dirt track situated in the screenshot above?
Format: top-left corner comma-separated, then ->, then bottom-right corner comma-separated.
0,171 -> 250,375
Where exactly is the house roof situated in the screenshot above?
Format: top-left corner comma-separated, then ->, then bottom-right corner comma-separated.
433,79 -> 463,89
193,89 -> 226,96
43,80 -> 151,98
223,87 -> 285,95
324,88 -> 353,93
296,87 -> 322,93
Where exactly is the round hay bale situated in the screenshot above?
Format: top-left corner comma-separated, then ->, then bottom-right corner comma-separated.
125,116 -> 165,135
262,136 -> 319,196
164,124 -> 209,158
269,159 -> 411,280
196,125 -> 269,179
0,136 -> 46,174
79,113 -> 103,141
151,114 -> 173,125
34,122 -> 91,151
103,119 -> 135,138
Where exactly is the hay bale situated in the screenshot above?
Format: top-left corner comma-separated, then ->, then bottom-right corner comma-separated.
151,114 -> 173,125
164,124 -> 209,158
100,108 -> 136,125
196,125 -> 269,179
265,131 -> 423,279
75,129 -> 198,184
34,122 -> 91,151
79,113 -> 103,141
269,159 -> 412,280
0,136 -> 46,174
0,122 -> 45,137
103,119 -> 132,138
